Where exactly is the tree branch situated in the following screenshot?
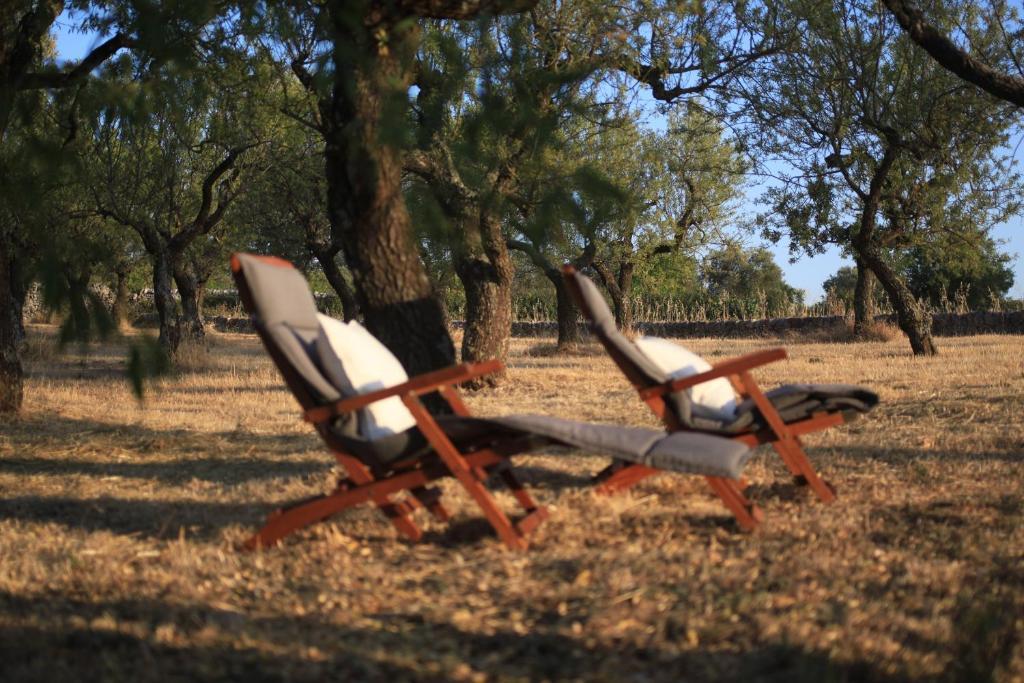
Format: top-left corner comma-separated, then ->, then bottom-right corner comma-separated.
400,0 -> 536,19
20,32 -> 134,90
882,0 -> 1024,107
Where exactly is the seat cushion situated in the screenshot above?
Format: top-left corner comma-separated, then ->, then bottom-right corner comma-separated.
493,414 -> 752,479
632,337 -> 737,416
315,314 -> 418,440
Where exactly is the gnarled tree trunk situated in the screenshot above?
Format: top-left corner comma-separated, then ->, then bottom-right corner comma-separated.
63,263 -> 93,342
850,143 -> 936,354
172,258 -> 206,344
455,210 -> 514,385
860,247 -> 937,355
112,264 -> 130,330
151,250 -> 180,352
323,10 -> 455,378
552,275 -> 582,347
314,248 -> 359,322
507,238 -> 588,348
852,256 -> 876,336
593,260 -> 635,333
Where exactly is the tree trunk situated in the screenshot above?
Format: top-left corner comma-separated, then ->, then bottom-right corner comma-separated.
860,247 -> 938,355
849,143 -> 930,352
63,264 -> 93,342
592,259 -> 635,332
551,274 -> 582,348
454,210 -> 514,385
316,250 -> 360,322
151,251 -> 180,352
852,256 -> 876,336
172,258 -> 206,343
618,262 -> 635,334
323,9 -> 454,379
0,233 -> 25,413
455,252 -> 513,379
112,266 -> 130,330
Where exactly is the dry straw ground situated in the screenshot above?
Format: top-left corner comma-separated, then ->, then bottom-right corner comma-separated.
1,326 -> 1022,682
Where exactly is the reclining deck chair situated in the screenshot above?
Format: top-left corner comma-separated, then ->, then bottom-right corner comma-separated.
231,253 -> 767,550
562,265 -> 879,502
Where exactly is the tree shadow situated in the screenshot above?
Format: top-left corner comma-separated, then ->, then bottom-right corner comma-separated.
820,444 -> 1023,465
1,414 -> 323,460
0,495 -> 261,540
0,455 -> 329,486
0,589 -> 920,683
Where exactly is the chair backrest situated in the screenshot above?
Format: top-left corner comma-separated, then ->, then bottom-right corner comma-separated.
233,253 -> 434,470
230,253 -> 354,430
561,265 -> 694,427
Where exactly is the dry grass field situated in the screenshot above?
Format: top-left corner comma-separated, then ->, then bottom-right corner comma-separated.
1,325 -> 1022,682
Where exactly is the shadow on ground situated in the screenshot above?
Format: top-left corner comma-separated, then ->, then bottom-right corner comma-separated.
0,589 -> 916,683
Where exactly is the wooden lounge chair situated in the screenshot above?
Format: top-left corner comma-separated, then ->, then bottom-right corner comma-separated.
562,265 -> 879,502
230,253 -> 764,550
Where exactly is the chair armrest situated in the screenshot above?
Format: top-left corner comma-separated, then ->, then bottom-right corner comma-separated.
637,348 -> 787,400
303,359 -> 504,424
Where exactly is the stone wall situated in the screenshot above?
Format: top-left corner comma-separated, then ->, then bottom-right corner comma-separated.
504,311 -> 1024,338
202,311 -> 1024,338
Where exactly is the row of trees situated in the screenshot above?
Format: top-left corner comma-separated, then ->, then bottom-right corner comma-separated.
1,0 -> 1020,413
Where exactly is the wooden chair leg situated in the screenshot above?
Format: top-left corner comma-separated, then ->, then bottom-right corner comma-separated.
772,438 -> 836,503
594,463 -> 660,496
705,476 -> 763,532
737,371 -> 836,504
338,455 -> 423,541
404,397 -> 530,551
244,487 -> 370,550
593,458 -> 629,483
497,466 -> 541,512
409,486 -> 451,522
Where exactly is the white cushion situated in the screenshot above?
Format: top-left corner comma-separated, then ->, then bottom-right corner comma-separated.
632,337 -> 737,415
315,314 -> 418,440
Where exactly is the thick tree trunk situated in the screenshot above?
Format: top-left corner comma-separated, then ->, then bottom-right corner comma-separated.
151,251 -> 180,352
172,259 -> 206,343
860,248 -> 938,355
112,266 -> 130,330
0,234 -> 25,413
316,250 -> 359,322
323,10 -> 454,379
455,252 -> 513,379
454,210 -> 514,385
852,256 -> 876,336
550,274 -> 582,348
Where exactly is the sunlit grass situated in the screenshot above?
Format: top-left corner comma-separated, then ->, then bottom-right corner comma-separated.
0,325 -> 1021,681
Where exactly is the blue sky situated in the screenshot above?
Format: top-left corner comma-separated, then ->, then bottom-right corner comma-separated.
53,20 -> 1023,302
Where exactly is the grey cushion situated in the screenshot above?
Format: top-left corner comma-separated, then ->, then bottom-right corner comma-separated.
492,414 -> 752,479
337,413 -> 752,480
642,432 -> 753,479
264,322 -> 341,404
